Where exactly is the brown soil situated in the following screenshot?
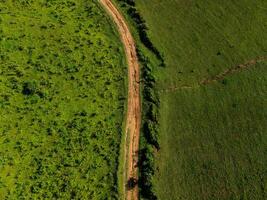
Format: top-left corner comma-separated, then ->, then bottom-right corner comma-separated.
100,1 -> 141,200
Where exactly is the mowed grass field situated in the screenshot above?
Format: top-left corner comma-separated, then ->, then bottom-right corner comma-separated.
136,0 -> 267,199
0,0 -> 126,199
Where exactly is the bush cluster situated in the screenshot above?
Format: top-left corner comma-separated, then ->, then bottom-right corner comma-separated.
138,50 -> 159,200
117,0 -> 165,66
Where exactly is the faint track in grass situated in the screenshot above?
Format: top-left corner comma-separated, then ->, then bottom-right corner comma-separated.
200,55 -> 267,85
99,0 -> 141,200
161,55 -> 267,93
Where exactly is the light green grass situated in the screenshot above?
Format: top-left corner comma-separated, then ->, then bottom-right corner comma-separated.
0,0 -> 126,199
136,0 -> 267,199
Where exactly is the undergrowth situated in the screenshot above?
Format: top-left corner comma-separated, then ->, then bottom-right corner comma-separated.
0,0 -> 126,199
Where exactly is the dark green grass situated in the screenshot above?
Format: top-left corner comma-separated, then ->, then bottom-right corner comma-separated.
137,0 -> 267,87
0,0 -> 126,199
135,0 -> 267,199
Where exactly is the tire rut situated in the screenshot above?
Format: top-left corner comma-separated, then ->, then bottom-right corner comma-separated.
99,1 -> 141,200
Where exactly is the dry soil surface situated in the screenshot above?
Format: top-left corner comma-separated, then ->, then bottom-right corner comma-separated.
99,1 -> 141,200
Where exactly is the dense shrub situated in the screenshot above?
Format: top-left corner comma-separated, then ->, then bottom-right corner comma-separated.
22,81 -> 37,96
137,49 -> 160,200
118,0 -> 165,66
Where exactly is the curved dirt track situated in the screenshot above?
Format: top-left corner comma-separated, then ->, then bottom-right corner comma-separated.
99,0 -> 141,199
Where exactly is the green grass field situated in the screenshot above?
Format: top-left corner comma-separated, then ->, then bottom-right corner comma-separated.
136,0 -> 267,199
0,0 -> 126,199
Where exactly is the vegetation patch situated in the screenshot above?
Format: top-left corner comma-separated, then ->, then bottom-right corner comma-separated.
117,0 -> 165,66
0,0 -> 126,199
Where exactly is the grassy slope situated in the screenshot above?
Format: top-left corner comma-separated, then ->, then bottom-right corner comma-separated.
0,0 -> 126,199
136,0 -> 267,199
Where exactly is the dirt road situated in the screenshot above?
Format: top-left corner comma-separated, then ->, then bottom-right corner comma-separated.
99,0 -> 141,199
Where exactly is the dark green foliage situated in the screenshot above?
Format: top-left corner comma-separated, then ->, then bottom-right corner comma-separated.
117,0 -> 165,66
126,177 -> 138,190
137,50 -> 159,200
22,81 -> 37,95
139,146 -> 157,200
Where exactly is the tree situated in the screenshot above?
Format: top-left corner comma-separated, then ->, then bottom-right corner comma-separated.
126,177 -> 138,190
22,81 -> 37,95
